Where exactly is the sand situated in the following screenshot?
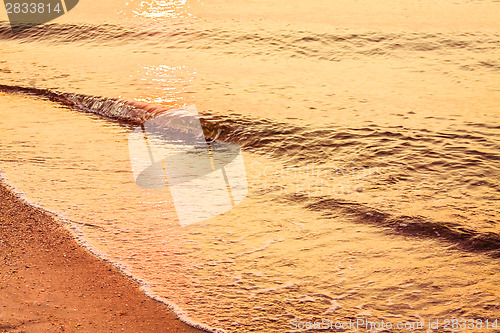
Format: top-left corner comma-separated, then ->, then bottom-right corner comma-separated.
0,182 -> 203,333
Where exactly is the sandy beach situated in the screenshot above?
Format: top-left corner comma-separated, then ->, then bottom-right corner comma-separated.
0,181 -> 202,333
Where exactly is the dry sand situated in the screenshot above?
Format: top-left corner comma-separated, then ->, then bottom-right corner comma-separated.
0,182 -> 203,333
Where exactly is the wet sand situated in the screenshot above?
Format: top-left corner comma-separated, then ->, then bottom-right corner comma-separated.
0,181 -> 203,333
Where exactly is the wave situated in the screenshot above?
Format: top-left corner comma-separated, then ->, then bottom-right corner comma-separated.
1,84 -> 499,256
0,21 -> 160,44
0,84 -> 163,123
285,194 -> 500,258
2,83 -> 499,175
1,21 -> 499,70
2,84 -> 499,163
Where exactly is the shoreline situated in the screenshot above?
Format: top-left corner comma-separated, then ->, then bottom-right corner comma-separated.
0,180 -> 204,333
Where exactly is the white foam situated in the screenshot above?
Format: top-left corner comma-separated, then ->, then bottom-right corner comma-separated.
233,239 -> 276,258
0,174 -> 222,333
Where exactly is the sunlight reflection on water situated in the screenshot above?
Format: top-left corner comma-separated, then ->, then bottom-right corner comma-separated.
131,64 -> 196,106
130,0 -> 192,19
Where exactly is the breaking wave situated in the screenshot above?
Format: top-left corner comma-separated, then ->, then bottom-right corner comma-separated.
1,84 -> 499,257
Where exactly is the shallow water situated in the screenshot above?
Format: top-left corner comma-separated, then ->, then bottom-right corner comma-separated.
1,0 -> 500,331
0,91 -> 499,332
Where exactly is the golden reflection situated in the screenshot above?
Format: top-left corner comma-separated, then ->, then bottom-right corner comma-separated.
133,64 -> 196,107
128,0 -> 192,20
